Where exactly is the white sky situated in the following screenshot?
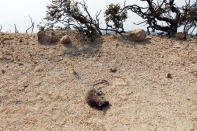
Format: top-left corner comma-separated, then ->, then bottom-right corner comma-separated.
0,0 -> 195,33
0,0 -> 51,32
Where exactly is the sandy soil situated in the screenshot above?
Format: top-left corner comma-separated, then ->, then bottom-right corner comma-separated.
0,31 -> 197,130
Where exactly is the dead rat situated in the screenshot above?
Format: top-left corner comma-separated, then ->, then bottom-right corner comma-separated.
85,80 -> 110,110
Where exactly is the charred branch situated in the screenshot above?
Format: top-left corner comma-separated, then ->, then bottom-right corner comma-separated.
44,0 -> 102,38
14,24 -> 19,33
0,25 -> 2,32
26,16 -> 35,34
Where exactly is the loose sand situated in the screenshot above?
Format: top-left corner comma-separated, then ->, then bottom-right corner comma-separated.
0,31 -> 197,130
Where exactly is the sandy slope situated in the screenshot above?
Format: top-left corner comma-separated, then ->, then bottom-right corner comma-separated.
0,31 -> 197,130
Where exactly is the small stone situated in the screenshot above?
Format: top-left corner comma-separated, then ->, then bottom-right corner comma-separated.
60,35 -> 71,44
180,61 -> 185,65
175,32 -> 186,40
18,63 -> 23,66
110,67 -> 117,73
24,84 -> 29,89
166,73 -> 172,79
128,29 -> 146,41
1,69 -> 5,74
192,71 -> 197,77
116,43 -> 119,48
37,30 -> 59,44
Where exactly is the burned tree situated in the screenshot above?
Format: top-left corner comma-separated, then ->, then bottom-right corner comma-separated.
42,0 -> 128,38
181,1 -> 197,34
104,4 -> 128,34
44,0 -> 103,38
122,0 -> 197,36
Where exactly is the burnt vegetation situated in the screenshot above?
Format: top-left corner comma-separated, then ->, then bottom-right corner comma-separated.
43,0 -> 197,38
43,0 -> 128,38
0,16 -> 35,34
122,0 -> 197,36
